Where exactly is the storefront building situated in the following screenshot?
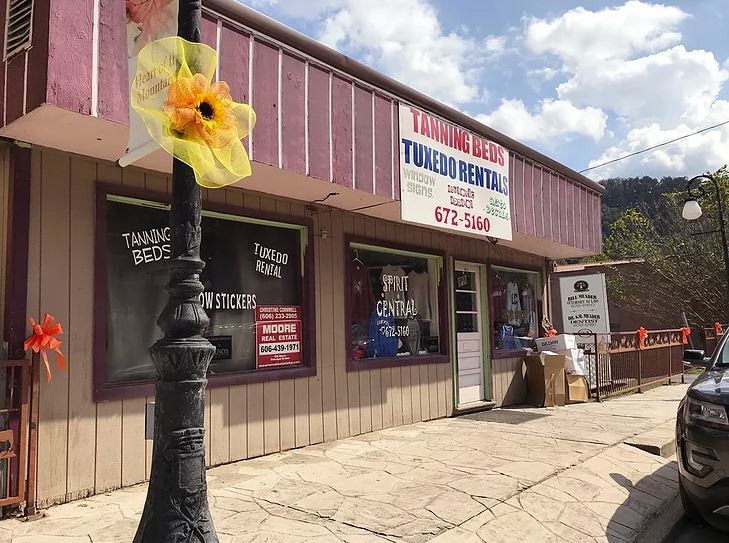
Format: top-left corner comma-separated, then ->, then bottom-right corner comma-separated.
0,0 -> 603,507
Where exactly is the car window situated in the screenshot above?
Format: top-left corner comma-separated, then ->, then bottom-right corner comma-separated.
716,335 -> 729,365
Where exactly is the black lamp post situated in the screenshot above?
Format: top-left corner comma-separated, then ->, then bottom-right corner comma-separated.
682,173 -> 729,314
133,1 -> 218,541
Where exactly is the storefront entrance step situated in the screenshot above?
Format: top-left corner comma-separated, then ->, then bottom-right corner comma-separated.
453,400 -> 497,415
624,421 -> 676,458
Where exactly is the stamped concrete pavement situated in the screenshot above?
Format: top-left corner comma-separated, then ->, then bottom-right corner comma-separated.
1,383 -> 688,542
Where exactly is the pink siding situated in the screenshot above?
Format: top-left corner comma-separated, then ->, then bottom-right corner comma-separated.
331,76 -> 353,188
524,162 -> 535,235
6,57 -> 25,122
550,172 -> 561,244
534,166 -> 544,239
354,86 -> 373,193
47,0 -> 93,114
281,53 -> 306,175
374,94 -> 393,198
201,13 -> 217,49
18,4 -> 603,255
392,101 -> 400,200
252,39 -> 279,167
308,65 -> 330,181
98,0 -> 127,123
513,158 -> 525,233
219,25 -> 250,150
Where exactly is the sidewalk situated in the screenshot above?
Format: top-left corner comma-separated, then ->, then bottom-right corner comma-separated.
3,383 -> 688,542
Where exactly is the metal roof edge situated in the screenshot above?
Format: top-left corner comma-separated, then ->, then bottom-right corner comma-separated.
205,0 -> 605,195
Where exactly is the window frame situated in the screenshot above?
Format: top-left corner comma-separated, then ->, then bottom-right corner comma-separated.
344,234 -> 450,371
487,263 -> 545,359
93,183 -> 316,401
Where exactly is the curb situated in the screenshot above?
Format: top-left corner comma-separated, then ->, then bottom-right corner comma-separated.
634,495 -> 683,543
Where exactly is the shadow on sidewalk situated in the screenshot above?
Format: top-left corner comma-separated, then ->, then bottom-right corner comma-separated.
607,465 -> 679,542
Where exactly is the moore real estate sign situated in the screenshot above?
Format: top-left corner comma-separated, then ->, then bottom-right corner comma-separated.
398,104 -> 512,241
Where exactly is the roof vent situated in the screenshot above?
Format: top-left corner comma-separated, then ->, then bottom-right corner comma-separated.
4,0 -> 34,61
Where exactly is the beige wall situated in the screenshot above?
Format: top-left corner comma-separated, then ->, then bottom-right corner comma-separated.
26,148 -> 543,506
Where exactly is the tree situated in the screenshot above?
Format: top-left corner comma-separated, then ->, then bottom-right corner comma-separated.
590,167 -> 729,329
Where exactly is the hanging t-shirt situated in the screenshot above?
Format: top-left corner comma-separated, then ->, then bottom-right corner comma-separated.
521,284 -> 536,315
405,317 -> 421,355
352,261 -> 374,324
506,281 -> 521,325
407,271 -> 431,321
491,274 -> 506,321
381,265 -> 408,318
368,309 -> 398,358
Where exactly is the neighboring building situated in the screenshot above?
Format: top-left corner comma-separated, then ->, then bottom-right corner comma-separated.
0,1 -> 603,507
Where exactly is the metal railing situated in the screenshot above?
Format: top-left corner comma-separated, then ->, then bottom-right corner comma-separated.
703,324 -> 728,357
581,329 -> 685,401
0,359 -> 31,508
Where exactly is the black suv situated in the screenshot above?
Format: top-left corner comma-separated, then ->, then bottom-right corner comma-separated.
678,338 -> 729,531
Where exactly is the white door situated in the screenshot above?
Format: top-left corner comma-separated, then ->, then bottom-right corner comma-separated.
455,264 -> 484,406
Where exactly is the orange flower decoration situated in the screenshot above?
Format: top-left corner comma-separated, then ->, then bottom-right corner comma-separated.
24,314 -> 67,382
131,36 -> 256,188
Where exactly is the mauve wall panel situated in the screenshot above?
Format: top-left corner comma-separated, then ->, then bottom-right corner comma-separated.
374,94 -> 392,198
568,182 -> 577,248
508,155 -> 516,232
281,53 -> 306,175
513,157 -> 525,234
559,177 -> 569,246
583,189 -> 592,251
523,161 -> 535,236
201,13 -> 217,49
47,0 -> 93,114
219,25 -> 250,149
0,0 -> 6,123
98,0 -> 127,124
5,57 -> 25,123
392,101 -> 400,200
307,66 -> 330,181
576,187 -> 584,250
252,40 -> 279,167
550,172 -> 561,244
331,76 -> 353,188
354,86 -> 373,193
534,166 -> 544,239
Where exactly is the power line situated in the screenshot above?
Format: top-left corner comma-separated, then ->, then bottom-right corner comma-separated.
580,119 -> 729,174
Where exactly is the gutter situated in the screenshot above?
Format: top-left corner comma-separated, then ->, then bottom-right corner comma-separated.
204,0 -> 605,195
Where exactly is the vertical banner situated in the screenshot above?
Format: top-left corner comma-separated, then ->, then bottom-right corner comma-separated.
399,104 -> 512,241
120,0 -> 179,166
255,306 -> 303,369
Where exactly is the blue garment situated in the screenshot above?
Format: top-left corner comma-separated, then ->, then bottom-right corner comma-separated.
501,325 -> 522,351
367,310 -> 398,358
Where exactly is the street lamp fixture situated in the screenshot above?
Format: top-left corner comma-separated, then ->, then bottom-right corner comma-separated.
682,174 -> 729,312
682,198 -> 703,221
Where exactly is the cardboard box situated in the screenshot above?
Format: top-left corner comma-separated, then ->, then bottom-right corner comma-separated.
566,374 -> 589,404
535,334 -> 577,353
524,353 -> 566,407
553,348 -> 586,376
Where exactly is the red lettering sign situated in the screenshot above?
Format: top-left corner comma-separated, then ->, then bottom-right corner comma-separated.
255,305 -> 302,368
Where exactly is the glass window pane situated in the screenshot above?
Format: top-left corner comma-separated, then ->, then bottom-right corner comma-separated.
456,291 -> 478,312
350,244 -> 441,360
455,270 -> 475,291
457,312 -> 479,333
490,267 -> 542,351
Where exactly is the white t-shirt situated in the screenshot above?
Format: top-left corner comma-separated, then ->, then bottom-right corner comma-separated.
407,271 -> 431,321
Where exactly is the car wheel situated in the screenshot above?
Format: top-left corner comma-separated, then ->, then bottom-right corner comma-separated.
679,476 -> 702,522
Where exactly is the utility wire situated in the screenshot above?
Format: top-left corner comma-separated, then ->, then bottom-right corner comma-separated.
580,119 -> 729,174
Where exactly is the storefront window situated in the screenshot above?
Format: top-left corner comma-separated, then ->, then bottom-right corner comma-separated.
348,242 -> 443,364
98,193 -> 311,392
490,266 -> 542,352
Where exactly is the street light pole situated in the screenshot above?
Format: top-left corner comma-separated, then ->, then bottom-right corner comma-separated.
133,1 -> 219,541
684,174 -> 729,318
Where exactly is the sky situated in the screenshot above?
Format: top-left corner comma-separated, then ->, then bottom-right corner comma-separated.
240,0 -> 729,181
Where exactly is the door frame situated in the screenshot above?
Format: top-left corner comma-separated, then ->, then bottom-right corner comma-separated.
450,258 -> 492,408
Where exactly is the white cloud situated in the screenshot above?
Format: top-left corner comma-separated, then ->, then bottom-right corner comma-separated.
484,36 -> 506,56
558,45 -> 727,126
525,0 -> 688,68
478,99 -> 607,144
586,103 -> 729,179
317,0 -> 483,105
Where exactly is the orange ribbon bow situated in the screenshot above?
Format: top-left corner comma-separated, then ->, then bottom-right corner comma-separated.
715,322 -> 723,336
637,327 -> 648,349
681,326 -> 692,345
545,329 -> 557,337
24,314 -> 67,382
